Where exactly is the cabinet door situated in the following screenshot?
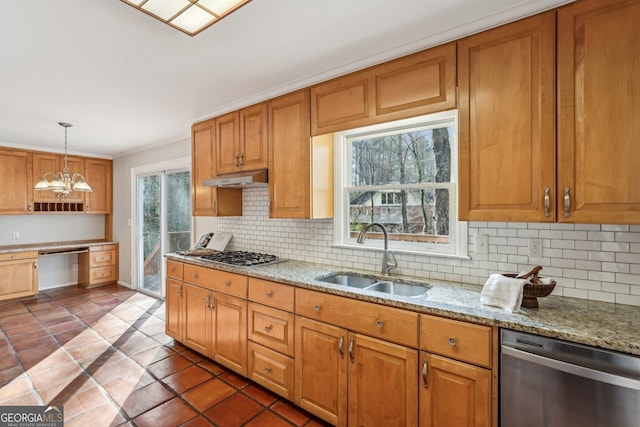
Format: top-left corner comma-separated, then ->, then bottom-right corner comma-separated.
191,120 -> 242,217
0,253 -> 38,301
458,12 -> 556,222
0,149 -> 32,214
240,103 -> 268,171
32,153 -> 59,203
268,90 -> 311,218
294,316 -> 347,426
557,0 -> 640,223
183,284 -> 211,355
84,158 -> 112,213
216,111 -> 241,175
348,333 -> 418,427
420,352 -> 491,427
212,293 -> 247,376
165,278 -> 183,340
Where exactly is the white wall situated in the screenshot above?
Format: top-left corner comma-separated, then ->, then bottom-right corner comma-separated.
112,139 -> 191,288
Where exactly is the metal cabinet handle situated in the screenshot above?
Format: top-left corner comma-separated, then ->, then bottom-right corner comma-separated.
212,200 -> 217,214
448,337 -> 457,346
28,204 -> 32,212
210,294 -> 215,310
564,186 -> 571,217
205,294 -> 210,309
234,153 -> 239,167
376,320 -> 383,328
239,152 -> 244,167
264,325 -> 273,332
224,281 -> 230,287
314,305 -> 321,312
544,187 -> 550,217
265,291 -> 273,298
264,367 -> 271,374
422,359 -> 429,388
338,336 -> 344,359
348,338 -> 355,363
178,286 -> 182,298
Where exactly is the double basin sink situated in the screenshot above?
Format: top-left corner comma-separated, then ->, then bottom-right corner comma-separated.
317,273 -> 430,297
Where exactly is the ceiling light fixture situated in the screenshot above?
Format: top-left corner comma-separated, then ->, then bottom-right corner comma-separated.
121,0 -> 252,36
34,122 -> 92,199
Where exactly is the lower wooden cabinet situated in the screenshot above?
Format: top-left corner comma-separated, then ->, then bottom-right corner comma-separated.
248,341 -> 294,399
419,352 -> 491,427
78,244 -> 118,288
165,278 -> 183,341
0,251 -> 38,301
212,292 -> 247,376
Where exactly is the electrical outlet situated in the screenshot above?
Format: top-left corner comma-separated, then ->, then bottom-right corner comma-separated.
528,238 -> 543,257
73,264 -> 79,271
475,234 -> 488,254
12,231 -> 19,239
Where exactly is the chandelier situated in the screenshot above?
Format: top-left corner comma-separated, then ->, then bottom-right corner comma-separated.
34,122 -> 92,199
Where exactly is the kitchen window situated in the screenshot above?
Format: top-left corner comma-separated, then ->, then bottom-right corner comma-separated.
333,111 -> 467,257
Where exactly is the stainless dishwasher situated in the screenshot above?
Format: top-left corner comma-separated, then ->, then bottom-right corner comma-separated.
500,329 -> 640,427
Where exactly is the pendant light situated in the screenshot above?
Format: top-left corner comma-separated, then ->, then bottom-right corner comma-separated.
34,122 -> 92,199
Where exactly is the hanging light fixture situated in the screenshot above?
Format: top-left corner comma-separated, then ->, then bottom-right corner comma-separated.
34,122 -> 92,199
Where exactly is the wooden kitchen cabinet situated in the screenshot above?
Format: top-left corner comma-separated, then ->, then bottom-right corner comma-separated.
458,11 -> 556,222
557,0 -> 640,223
0,251 -> 38,301
32,153 -> 85,204
83,158 -> 112,214
215,111 -> 241,174
216,104 -> 268,174
182,282 -> 211,355
165,277 -> 184,341
0,148 -> 33,214
211,292 -> 247,376
311,43 -> 456,135
78,243 -> 118,288
191,119 -> 242,216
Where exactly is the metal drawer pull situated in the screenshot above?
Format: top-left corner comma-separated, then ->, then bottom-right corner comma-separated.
264,367 -> 271,374
348,338 -> 355,363
338,336 -> 344,359
376,320 -> 384,328
314,305 -> 321,312
422,359 -> 429,388
265,291 -> 273,298
564,186 -> 571,217
448,337 -> 457,346
224,281 -> 230,287
544,187 -> 550,217
210,294 -> 215,310
264,325 -> 273,332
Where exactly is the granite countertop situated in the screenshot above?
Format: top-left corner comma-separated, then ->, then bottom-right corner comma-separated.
0,240 -> 118,254
166,253 -> 640,357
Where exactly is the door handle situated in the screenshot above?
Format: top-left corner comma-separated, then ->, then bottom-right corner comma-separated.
544,187 -> 550,217
348,337 -> 355,363
422,358 -> 429,388
338,335 -> 344,359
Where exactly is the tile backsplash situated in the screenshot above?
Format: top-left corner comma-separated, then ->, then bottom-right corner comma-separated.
217,188 -> 640,306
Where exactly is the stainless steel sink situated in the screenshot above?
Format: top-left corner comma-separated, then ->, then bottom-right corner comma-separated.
317,273 -> 430,297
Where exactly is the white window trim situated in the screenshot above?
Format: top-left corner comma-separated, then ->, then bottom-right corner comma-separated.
332,110 -> 468,259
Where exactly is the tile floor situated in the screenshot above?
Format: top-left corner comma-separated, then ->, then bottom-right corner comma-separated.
0,285 -> 329,426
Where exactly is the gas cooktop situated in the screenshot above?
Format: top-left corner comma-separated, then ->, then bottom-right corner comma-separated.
199,251 -> 284,267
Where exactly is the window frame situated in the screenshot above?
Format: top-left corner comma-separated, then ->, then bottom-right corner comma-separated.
332,110 -> 468,258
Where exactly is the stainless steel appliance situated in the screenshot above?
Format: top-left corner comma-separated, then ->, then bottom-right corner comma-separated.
501,329 -> 640,427
199,251 -> 282,267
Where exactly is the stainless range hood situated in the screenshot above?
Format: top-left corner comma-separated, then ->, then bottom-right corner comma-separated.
202,169 -> 268,188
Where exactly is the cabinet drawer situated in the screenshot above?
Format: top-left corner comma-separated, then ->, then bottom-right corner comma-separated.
248,278 -> 294,311
0,251 -> 37,262
90,244 -> 116,253
183,264 -> 247,298
90,250 -> 116,267
295,288 -> 418,348
420,314 -> 492,368
90,266 -> 118,284
248,341 -> 294,400
248,303 -> 294,356
166,260 -> 184,280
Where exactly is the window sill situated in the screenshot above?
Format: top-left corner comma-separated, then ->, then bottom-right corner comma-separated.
331,243 -> 471,261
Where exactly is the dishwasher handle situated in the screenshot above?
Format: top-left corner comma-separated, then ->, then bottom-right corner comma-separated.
502,345 -> 640,391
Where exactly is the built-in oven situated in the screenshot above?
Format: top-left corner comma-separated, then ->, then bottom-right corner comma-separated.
500,329 -> 640,427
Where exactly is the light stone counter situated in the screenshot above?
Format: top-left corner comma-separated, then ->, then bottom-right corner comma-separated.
167,254 -> 640,356
0,240 -> 118,254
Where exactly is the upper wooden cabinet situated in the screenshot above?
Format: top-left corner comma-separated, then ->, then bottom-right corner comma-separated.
0,148 -> 32,214
216,103 -> 268,175
311,42 -> 456,135
33,153 -> 85,203
84,158 -> 112,214
458,11 -> 556,222
191,119 -> 242,217
557,0 -> 640,223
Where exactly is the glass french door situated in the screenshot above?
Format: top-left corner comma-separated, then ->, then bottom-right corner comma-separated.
137,169 -> 191,298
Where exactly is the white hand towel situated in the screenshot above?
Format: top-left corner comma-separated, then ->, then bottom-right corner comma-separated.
480,274 -> 528,313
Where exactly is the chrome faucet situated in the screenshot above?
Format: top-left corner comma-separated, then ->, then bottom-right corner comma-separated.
356,222 -> 398,276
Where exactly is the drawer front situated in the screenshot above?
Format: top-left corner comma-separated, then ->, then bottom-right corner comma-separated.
248,278 -> 294,311
248,303 -> 294,356
90,244 -> 116,252
166,260 -> 184,280
90,266 -> 117,284
0,251 -> 38,262
248,341 -> 294,400
420,314 -> 492,368
295,288 -> 418,348
183,264 -> 247,298
91,250 -> 116,267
